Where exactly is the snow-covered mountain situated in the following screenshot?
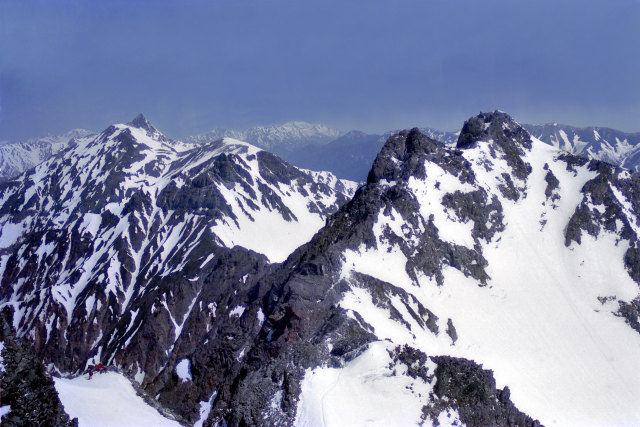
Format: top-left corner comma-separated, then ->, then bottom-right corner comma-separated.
0,123 -> 457,184
185,121 -> 343,153
0,129 -> 95,183
525,123 -> 640,171
6,121 -> 640,186
3,111 -> 640,426
279,112 -> 640,426
0,114 -> 356,425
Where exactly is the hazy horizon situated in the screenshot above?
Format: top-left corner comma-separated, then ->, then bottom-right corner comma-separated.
7,111 -> 640,145
1,0 -> 639,141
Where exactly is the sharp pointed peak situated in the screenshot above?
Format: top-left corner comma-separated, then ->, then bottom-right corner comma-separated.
128,113 -> 153,129
123,113 -> 174,144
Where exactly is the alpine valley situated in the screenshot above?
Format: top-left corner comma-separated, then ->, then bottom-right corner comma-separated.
2,111 -> 640,426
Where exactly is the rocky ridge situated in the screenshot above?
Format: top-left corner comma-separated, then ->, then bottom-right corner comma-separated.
0,308 -> 77,426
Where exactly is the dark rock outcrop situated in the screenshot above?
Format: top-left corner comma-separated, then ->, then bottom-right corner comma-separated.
0,309 -> 77,426
424,356 -> 542,427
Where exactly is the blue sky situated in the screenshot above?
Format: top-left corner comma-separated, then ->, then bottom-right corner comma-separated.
1,0 -> 639,141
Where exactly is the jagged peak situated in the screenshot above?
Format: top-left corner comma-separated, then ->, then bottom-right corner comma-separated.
457,110 -> 532,150
457,110 -> 533,180
123,113 -> 175,145
366,128 -> 441,184
128,113 -> 154,131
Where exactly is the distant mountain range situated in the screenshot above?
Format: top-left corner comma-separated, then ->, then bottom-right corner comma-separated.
524,123 -> 640,170
183,121 -> 342,152
2,120 -> 640,184
279,128 -> 460,181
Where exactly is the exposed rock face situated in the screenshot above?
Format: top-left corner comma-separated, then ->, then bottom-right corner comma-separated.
425,356 -> 541,427
212,111 -> 640,426
0,309 -> 77,426
617,297 -> 640,335
457,110 -> 533,181
195,117 -> 544,425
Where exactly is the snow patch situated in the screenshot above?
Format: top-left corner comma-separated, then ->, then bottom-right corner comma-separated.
0,221 -> 26,249
229,305 -> 246,318
175,358 -> 192,382
200,253 -> 215,268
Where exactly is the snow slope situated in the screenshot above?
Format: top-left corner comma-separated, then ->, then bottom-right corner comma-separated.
295,341 -> 440,426
54,372 -> 180,426
8,110 -> 640,426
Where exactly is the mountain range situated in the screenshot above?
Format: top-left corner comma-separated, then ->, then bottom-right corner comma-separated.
524,123 -> 640,171
183,121 -> 342,153
0,114 -> 354,425
2,112 -> 640,425
3,120 -> 640,185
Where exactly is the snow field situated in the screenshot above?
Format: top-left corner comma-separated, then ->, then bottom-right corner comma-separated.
54,372 -> 180,426
194,391 -> 217,427
211,178 -> 328,263
295,342 -> 435,427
